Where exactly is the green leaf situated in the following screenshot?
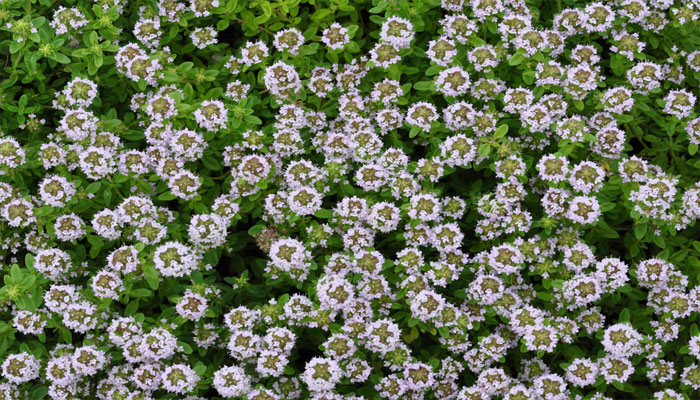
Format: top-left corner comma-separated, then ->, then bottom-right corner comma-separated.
201,156 -> 220,171
413,81 -> 435,91
494,125 -> 508,138
693,241 -> 700,254
15,297 -> 28,310
130,288 -> 152,298
666,121 -> 676,136
595,221 -> 619,239
217,19 -> 229,31
634,224 -> 647,240
88,31 -> 99,46
158,192 -> 176,201
248,224 -> 265,236
583,133 -> 597,142
87,58 -> 98,75
619,308 -> 630,322
311,8 -> 332,22
194,362 -> 207,375
617,114 -> 634,123
9,41 -> 23,54
162,70 -> 180,83
404,327 -> 420,344
87,235 -> 104,257
85,182 -> 101,193
485,20 -> 498,34
60,328 -> 72,343
144,265 -> 160,290
179,341 -> 193,354
424,64 -> 442,76
10,264 -> 23,282
243,115 -> 262,125
314,209 -> 332,219
104,187 -> 113,206
653,234 -> 665,248
21,275 -> 35,288
18,94 -> 28,109
478,144 -> 491,157
31,386 -> 48,400
536,291 -> 551,301
253,6 -> 272,24
136,179 -> 152,193
508,52 -> 526,66
649,34 -> 658,48
191,270 -> 204,283
25,253 -> 35,269
610,54 -> 625,76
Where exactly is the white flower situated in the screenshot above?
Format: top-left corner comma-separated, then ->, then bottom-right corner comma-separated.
321,22 -> 350,50
1,352 -> 41,384
161,363 -> 200,394
153,241 -> 199,278
176,289 -> 208,321
566,195 -> 601,225
301,357 -> 342,392
191,26 -> 218,49
273,27 -> 305,54
287,187 -> 322,216
193,100 -> 228,131
188,213 -> 228,249
62,77 -> 98,107
213,365 -> 251,397
379,16 -> 414,49
267,238 -> 311,281
663,89 -> 697,119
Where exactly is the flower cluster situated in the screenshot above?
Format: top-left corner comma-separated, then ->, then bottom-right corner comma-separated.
3,0 -> 700,400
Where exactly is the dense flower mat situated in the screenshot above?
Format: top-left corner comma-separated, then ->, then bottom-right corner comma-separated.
1,0 -> 700,399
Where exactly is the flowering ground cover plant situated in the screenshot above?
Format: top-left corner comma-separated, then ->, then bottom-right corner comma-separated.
2,0 -> 700,399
